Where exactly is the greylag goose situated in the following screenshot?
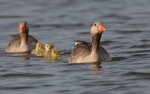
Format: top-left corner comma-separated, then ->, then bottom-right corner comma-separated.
6,21 -> 34,53
68,22 -> 110,63
9,22 -> 38,47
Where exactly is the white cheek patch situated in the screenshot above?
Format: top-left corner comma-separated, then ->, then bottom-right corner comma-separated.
75,42 -> 78,46
74,42 -> 82,46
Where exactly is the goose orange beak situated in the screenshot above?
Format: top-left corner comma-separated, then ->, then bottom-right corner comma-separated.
20,25 -> 25,33
99,25 -> 106,32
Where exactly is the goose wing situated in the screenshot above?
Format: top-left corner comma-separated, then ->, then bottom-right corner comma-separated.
98,46 -> 111,61
5,38 -> 21,52
68,44 -> 90,63
74,40 -> 111,61
9,34 -> 38,47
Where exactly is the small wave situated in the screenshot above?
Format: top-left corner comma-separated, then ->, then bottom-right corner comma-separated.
0,15 -> 31,19
31,23 -> 85,28
59,50 -> 70,55
100,40 -> 115,45
122,49 -> 150,54
111,57 -> 126,61
130,44 -> 150,48
124,71 -> 150,77
141,39 -> 150,42
1,73 -> 53,78
115,30 -> 142,34
102,14 -> 131,20
77,31 -> 89,35
132,54 -> 148,57
0,86 -> 36,90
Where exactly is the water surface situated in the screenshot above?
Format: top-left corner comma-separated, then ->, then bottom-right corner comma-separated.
0,0 -> 150,94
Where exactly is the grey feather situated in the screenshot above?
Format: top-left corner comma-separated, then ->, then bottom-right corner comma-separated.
74,40 -> 111,61
9,34 -> 38,47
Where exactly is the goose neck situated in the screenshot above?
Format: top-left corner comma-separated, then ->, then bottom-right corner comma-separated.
91,33 -> 102,54
20,32 -> 28,45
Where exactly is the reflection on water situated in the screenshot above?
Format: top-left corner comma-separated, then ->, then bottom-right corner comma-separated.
21,57 -> 30,60
92,62 -> 103,75
11,52 -> 30,56
92,62 -> 102,69
20,56 -> 30,73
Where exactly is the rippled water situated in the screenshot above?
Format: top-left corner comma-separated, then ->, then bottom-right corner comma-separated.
0,0 -> 150,94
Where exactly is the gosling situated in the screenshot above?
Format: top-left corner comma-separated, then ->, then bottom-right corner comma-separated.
31,42 -> 44,55
44,48 -> 61,61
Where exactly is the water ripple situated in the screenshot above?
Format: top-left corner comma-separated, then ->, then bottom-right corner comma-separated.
111,57 -> 127,61
1,0 -> 150,94
124,71 -> 150,79
0,86 -> 36,90
0,15 -> 32,19
1,73 -> 53,78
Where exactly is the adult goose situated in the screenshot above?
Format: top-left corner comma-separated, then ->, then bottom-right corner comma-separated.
6,21 -> 36,53
9,22 -> 38,47
68,22 -> 110,63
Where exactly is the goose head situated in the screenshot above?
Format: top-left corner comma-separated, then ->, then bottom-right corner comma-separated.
91,22 -> 106,35
18,21 -> 29,33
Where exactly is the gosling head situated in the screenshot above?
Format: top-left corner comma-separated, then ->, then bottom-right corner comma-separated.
45,43 -> 51,51
36,42 -> 43,50
51,48 -> 59,57
48,42 -> 54,49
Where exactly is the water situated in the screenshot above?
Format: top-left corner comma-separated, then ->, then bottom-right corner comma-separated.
0,0 -> 150,94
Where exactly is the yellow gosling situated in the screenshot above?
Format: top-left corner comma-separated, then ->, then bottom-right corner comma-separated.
31,42 -> 44,55
43,42 -> 54,56
36,42 -> 54,56
44,48 -> 61,61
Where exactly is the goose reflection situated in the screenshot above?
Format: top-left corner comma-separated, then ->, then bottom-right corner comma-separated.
19,55 -> 30,72
11,52 -> 30,56
92,62 -> 103,74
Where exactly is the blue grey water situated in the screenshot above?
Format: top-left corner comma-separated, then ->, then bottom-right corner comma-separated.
0,0 -> 150,94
